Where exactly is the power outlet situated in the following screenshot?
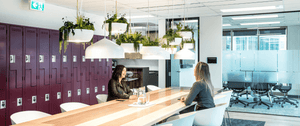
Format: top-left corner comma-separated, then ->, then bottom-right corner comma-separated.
95,87 -> 98,93
57,92 -> 61,99
45,94 -> 49,101
17,98 -> 22,106
102,85 -> 105,91
32,96 -> 37,104
86,88 -> 90,94
68,90 -> 71,97
0,100 -> 6,109
77,89 -> 81,96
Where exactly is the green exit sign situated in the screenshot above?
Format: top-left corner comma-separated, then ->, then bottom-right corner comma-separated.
30,0 -> 44,11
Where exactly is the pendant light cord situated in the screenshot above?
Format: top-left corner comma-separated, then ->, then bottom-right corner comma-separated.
104,0 -> 107,37
147,0 -> 149,37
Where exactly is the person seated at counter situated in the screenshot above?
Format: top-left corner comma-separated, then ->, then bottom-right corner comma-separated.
107,65 -> 136,101
180,62 -> 215,113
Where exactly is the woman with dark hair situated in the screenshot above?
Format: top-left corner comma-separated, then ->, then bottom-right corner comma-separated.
107,65 -> 136,101
180,62 -> 215,113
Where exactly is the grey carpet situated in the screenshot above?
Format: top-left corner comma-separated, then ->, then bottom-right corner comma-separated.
227,95 -> 300,117
222,118 -> 265,126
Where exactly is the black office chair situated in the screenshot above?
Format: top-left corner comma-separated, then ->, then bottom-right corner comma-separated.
227,81 -> 248,107
248,83 -> 272,109
239,83 -> 251,99
273,83 -> 298,108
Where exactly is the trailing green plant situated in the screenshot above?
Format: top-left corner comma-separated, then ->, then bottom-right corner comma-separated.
115,32 -> 143,52
181,38 -> 195,49
141,37 -> 160,46
163,29 -> 182,46
59,15 -> 95,54
161,44 -> 177,48
176,22 -> 183,32
104,13 -> 129,40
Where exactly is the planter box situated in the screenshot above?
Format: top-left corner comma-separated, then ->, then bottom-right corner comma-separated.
105,23 -> 127,34
183,43 -> 194,49
140,46 -> 161,54
121,43 -> 143,53
67,29 -> 94,42
169,38 -> 182,45
164,47 -> 177,54
178,31 -> 192,40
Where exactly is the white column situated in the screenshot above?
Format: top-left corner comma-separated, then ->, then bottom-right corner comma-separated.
158,19 -> 166,88
199,16 -> 222,89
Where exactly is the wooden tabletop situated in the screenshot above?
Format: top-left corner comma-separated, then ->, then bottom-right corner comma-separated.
14,87 -> 219,126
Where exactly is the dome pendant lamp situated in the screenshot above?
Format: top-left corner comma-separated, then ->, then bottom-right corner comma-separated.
174,48 -> 195,60
85,0 -> 125,59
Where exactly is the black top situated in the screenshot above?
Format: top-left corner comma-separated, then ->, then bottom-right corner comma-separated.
184,81 -> 215,109
107,79 -> 133,101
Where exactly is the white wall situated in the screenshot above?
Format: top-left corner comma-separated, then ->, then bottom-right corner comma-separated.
288,25 -> 300,50
0,0 -> 106,35
200,16 -> 223,89
115,59 -> 158,71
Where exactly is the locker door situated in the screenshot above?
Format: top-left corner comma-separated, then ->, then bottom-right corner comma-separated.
72,43 -> 81,102
89,57 -> 98,104
81,42 -> 90,105
8,25 -> 23,126
50,30 -> 62,114
98,58 -> 105,95
62,41 -> 72,103
105,59 -> 112,94
37,29 -> 50,113
0,24 -> 7,126
23,27 -> 37,111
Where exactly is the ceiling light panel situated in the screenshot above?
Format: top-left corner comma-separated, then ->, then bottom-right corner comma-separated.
220,5 -> 283,12
232,15 -> 278,20
240,21 -> 280,25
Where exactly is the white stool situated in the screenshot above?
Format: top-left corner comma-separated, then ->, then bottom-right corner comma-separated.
60,102 -> 89,112
193,103 -> 227,126
157,111 -> 196,126
10,110 -> 51,125
96,94 -> 108,104
147,85 -> 161,92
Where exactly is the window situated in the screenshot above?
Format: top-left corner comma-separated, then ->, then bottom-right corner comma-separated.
223,28 -> 286,51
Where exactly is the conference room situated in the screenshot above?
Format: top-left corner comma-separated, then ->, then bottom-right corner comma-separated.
0,0 -> 300,126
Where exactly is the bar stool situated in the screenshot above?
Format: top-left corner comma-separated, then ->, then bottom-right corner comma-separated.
60,102 -> 89,112
10,110 -> 51,125
96,94 -> 108,104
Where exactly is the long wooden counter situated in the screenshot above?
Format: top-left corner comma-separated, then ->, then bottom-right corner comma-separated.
14,87 -> 216,126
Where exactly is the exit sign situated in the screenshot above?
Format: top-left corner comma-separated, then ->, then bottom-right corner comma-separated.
30,0 -> 45,11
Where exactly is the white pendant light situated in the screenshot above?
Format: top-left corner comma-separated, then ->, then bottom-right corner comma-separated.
67,29 -> 94,42
85,38 -> 125,59
174,48 -> 195,59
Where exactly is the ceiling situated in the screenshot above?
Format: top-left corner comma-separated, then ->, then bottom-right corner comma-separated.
45,0 -> 300,30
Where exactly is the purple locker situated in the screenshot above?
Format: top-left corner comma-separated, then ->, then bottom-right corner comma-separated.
62,40 -> 72,103
49,30 -> 62,114
81,42 -> 90,105
8,25 -> 23,126
23,27 -> 37,111
37,29 -> 50,113
71,43 -> 81,102
89,57 -> 99,104
0,24 -> 7,126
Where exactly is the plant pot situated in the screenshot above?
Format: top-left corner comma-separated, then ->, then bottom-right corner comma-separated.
183,43 -> 194,49
140,46 -> 161,55
164,47 -> 177,54
105,23 -> 128,34
169,38 -> 182,45
178,31 -> 192,40
67,29 -> 94,42
121,43 -> 135,53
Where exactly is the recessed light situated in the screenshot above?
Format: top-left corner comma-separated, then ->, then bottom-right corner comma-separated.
222,24 -> 231,26
240,21 -> 280,25
220,6 -> 283,12
247,27 -> 281,29
232,15 -> 278,20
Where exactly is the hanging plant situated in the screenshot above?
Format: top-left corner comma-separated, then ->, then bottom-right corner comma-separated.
103,13 -> 129,40
59,15 -> 95,54
163,29 -> 182,46
141,37 -> 160,46
180,38 -> 195,49
115,32 -> 143,52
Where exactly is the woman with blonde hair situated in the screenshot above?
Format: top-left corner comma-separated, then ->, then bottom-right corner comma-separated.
180,62 -> 215,113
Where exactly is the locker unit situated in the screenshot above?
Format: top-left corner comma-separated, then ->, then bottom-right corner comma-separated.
23,27 -> 37,111
62,41 -> 72,103
49,30 -> 62,114
37,29 -> 50,113
81,42 -> 90,105
72,43 -> 81,102
89,39 -> 99,105
0,24 -> 7,126
8,25 -> 24,126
